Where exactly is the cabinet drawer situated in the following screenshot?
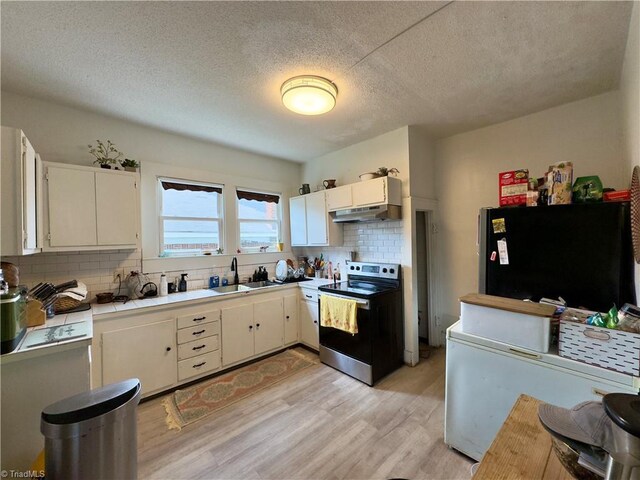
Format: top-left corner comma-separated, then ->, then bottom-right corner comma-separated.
300,289 -> 318,303
177,310 -> 219,330
178,351 -> 220,381
177,322 -> 219,344
177,335 -> 219,360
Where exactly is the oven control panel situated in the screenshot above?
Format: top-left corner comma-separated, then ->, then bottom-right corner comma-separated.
346,262 -> 400,280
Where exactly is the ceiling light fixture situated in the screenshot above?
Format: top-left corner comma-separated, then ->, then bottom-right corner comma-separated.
281,75 -> 338,115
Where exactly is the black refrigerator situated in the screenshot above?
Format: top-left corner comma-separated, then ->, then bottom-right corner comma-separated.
478,202 -> 636,312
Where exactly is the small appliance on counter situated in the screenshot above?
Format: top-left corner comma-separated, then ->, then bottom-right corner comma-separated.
1,287 -> 27,354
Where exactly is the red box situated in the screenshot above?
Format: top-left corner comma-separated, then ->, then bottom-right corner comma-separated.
499,170 -> 529,207
604,190 -> 631,202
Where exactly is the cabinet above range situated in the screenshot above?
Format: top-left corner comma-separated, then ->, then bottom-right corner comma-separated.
43,162 -> 140,251
326,176 -> 402,211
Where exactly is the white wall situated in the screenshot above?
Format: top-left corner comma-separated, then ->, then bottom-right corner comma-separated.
1,91 -> 301,183
302,126 -> 410,196
435,91 -> 627,338
621,3 -> 640,177
620,3 -> 640,300
408,127 -> 437,200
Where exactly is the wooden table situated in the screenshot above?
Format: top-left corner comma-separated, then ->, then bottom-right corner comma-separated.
473,394 -> 573,480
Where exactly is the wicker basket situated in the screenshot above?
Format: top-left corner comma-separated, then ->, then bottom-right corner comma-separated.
54,295 -> 81,313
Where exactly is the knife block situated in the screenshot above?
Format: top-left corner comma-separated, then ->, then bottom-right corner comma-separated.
26,299 -> 46,327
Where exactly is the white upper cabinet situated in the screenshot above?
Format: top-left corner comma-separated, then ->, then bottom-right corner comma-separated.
47,166 -> 97,247
325,185 -> 352,211
306,191 -> 329,245
289,191 -> 343,247
96,173 -> 138,245
43,162 -> 139,251
1,127 -> 41,256
289,195 -> 307,246
325,177 -> 403,212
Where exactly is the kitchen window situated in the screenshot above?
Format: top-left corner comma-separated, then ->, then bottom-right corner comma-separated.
236,189 -> 281,253
159,178 -> 223,256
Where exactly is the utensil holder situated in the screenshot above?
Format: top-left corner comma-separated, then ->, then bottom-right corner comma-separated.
315,269 -> 324,279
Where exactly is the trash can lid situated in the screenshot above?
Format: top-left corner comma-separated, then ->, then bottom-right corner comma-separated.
42,378 -> 141,425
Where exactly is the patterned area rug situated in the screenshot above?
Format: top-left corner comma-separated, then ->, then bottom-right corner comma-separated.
162,349 -> 316,430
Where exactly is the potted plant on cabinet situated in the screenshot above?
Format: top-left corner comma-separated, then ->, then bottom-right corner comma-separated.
88,140 -> 123,169
376,167 -> 399,177
120,158 -> 139,172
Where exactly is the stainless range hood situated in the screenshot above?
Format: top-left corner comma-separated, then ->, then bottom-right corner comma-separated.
330,204 -> 402,223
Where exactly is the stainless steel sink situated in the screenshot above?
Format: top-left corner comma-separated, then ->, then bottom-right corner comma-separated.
210,284 -> 252,293
245,280 -> 278,288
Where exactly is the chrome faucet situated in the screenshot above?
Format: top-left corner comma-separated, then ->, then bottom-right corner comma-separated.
231,257 -> 239,285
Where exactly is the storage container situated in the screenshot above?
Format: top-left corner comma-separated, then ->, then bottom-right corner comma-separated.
460,293 -> 556,353
558,320 -> 640,376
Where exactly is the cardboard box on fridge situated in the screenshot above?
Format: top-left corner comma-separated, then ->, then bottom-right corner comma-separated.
547,162 -> 573,205
499,169 -> 529,207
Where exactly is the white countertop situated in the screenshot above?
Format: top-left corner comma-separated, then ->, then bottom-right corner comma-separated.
1,309 -> 93,364
92,278 -> 334,319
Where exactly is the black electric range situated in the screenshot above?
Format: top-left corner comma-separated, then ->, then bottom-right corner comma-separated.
318,261 -> 403,386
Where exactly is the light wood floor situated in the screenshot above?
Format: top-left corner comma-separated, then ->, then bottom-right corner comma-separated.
137,347 -> 473,480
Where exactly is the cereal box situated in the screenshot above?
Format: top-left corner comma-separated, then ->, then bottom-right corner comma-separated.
499,169 -> 529,207
547,162 -> 573,205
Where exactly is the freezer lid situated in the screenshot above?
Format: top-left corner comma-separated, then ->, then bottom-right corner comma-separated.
447,321 -> 640,389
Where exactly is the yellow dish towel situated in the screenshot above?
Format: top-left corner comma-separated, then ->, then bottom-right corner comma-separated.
320,295 -> 358,334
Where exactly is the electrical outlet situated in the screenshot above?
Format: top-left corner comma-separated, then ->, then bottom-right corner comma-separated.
435,316 -> 442,326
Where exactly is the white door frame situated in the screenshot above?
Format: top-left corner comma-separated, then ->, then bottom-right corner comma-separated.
401,196 -> 439,366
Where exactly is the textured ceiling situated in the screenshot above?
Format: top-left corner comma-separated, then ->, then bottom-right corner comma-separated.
1,1 -> 634,162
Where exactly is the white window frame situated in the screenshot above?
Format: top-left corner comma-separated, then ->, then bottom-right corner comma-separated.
236,188 -> 282,254
158,177 -> 224,257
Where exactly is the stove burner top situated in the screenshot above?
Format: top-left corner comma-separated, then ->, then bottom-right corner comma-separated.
319,280 -> 397,298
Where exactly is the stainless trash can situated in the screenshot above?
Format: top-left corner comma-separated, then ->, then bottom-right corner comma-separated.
41,378 -> 141,480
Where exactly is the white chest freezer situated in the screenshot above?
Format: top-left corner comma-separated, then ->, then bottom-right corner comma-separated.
444,321 -> 640,461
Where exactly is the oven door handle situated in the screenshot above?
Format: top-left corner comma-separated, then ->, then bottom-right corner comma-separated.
320,293 -> 370,310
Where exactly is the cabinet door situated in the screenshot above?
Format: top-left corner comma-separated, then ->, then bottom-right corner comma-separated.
306,191 -> 328,245
352,177 -> 386,206
221,304 -> 255,366
326,185 -> 352,211
283,294 -> 299,345
300,300 -> 319,350
22,135 -> 37,251
254,298 -> 284,355
102,319 -> 177,395
47,166 -> 97,247
96,172 -> 138,245
289,196 -> 307,246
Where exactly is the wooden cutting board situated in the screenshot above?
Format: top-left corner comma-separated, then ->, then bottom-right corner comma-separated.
460,293 -> 557,318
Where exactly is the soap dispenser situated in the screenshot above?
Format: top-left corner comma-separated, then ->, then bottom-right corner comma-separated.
178,273 -> 188,292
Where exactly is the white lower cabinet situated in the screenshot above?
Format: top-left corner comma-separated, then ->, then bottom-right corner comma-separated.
299,289 -> 319,350
284,294 -> 299,345
102,319 -> 177,395
221,303 -> 255,366
176,309 -> 221,382
254,298 -> 284,355
178,351 -> 221,382
221,297 -> 285,366
177,336 -> 219,360
94,287 -> 312,398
